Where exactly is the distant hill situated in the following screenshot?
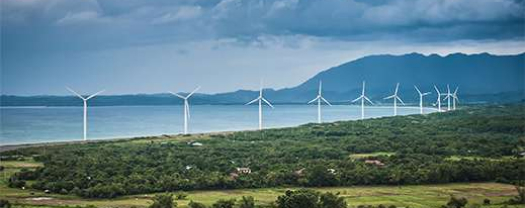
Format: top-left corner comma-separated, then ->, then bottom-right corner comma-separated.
2,52 -> 523,106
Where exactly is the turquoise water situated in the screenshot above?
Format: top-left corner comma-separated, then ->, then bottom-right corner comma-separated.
0,105 -> 436,145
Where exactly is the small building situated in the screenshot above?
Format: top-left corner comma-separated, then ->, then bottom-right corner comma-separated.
364,159 -> 385,166
327,168 -> 336,174
187,141 -> 203,147
236,167 -> 252,174
294,168 -> 306,176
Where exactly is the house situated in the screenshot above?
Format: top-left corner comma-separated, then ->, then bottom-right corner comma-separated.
236,167 -> 252,174
327,168 -> 336,174
187,141 -> 203,147
294,168 -> 305,176
364,159 -> 385,166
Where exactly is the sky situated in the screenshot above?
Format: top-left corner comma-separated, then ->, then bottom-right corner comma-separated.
1,0 -> 524,95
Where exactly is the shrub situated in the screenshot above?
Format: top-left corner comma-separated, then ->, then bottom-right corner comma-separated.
446,195 -> 468,208
483,199 -> 490,205
212,199 -> 236,208
239,196 -> 255,208
149,193 -> 176,208
189,201 -> 207,208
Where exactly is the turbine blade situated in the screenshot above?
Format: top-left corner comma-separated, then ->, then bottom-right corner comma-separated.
319,81 -> 322,95
423,92 -> 431,96
453,87 -> 459,95
169,91 -> 186,99
351,96 -> 363,103
186,86 -> 201,98
262,97 -> 274,108
434,85 -> 440,94
321,97 -> 332,106
66,87 -> 85,100
414,85 -> 421,95
362,81 -> 366,95
86,90 -> 105,100
245,97 -> 260,105
394,83 -> 400,95
308,96 -> 320,104
364,96 -> 374,105
384,95 -> 395,100
396,96 -> 405,105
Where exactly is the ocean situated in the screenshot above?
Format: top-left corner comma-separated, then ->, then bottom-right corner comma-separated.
0,105 -> 436,145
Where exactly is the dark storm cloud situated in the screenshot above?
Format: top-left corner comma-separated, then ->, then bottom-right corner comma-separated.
2,0 -> 524,53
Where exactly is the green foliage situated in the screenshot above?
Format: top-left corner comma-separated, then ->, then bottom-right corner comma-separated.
239,196 -> 255,208
319,192 -> 347,208
188,201 -> 207,208
445,195 -> 468,208
3,105 -> 525,198
0,199 -> 11,208
211,199 -> 236,208
276,189 -> 320,208
175,192 -> 188,200
149,193 -> 176,208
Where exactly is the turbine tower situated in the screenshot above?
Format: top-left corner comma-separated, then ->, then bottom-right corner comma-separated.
452,87 -> 459,110
246,81 -> 274,130
352,81 -> 373,119
66,87 -> 105,141
169,86 -> 200,134
443,84 -> 453,111
308,81 -> 332,123
434,85 -> 442,112
414,85 -> 431,114
384,83 -> 405,116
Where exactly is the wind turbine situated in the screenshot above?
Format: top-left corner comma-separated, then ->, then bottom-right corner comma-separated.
414,85 -> 431,114
246,81 -> 274,130
384,83 -> 405,116
452,87 -> 459,110
66,87 -> 105,141
434,85 -> 442,112
443,84 -> 453,111
169,86 -> 200,134
352,81 -> 373,119
308,81 -> 332,123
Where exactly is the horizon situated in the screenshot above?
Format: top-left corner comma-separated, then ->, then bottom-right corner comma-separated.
2,51 -> 524,97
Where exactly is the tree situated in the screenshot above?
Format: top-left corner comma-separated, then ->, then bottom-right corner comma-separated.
446,195 -> 468,208
188,201 -> 207,208
212,199 -> 236,208
149,194 -> 176,208
305,165 -> 337,187
276,189 -> 319,208
239,196 -> 255,208
319,192 -> 346,208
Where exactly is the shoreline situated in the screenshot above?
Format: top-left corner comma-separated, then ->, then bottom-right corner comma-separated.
0,106 -> 439,152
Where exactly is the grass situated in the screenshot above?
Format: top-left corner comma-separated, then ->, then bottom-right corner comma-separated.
349,152 -> 396,159
2,183 -> 524,208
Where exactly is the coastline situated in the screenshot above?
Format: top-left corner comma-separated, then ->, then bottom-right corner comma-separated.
0,106 -> 439,152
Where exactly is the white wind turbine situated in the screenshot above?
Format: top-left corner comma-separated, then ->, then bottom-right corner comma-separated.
443,84 -> 453,111
384,83 -> 405,116
169,86 -> 200,134
246,81 -> 274,130
352,81 -> 373,119
308,81 -> 332,123
66,87 -> 105,141
414,85 -> 431,114
452,87 -> 459,110
434,85 -> 442,112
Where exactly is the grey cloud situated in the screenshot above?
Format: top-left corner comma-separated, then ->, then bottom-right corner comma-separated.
1,0 -> 524,54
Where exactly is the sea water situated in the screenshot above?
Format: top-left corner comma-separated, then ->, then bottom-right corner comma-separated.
0,105 -> 436,145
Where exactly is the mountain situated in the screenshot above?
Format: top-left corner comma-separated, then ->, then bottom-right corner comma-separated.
1,52 -> 524,106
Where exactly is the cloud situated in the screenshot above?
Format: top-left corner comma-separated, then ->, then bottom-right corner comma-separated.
1,0 -> 524,54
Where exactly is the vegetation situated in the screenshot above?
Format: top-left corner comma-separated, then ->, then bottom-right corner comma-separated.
149,194 -> 176,208
1,105 -> 524,199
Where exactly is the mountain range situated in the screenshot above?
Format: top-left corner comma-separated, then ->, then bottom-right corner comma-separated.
2,52 -> 524,106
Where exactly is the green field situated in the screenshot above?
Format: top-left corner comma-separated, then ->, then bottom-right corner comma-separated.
1,157 -> 524,208
2,182 -> 524,208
